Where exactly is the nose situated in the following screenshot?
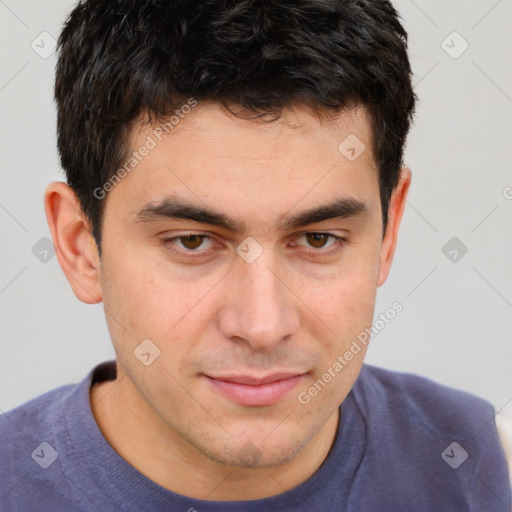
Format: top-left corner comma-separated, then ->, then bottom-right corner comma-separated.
217,252 -> 300,351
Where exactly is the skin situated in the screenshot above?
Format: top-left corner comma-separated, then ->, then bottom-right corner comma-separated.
45,101 -> 411,500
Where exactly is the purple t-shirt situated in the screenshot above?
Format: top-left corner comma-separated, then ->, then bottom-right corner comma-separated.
1,362 -> 510,511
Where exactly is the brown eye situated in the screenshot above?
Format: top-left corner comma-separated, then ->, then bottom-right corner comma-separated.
179,235 -> 206,250
305,233 -> 330,248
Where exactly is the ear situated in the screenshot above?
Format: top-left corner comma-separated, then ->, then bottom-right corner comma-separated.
376,166 -> 411,287
44,181 -> 102,304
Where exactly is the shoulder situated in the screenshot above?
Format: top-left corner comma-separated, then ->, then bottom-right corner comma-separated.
0,381 -> 85,508
1,361 -> 115,444
354,364 -> 495,439
350,364 -> 511,508
0,385 -> 75,504
496,412 -> 512,489
1,383 -> 77,443
0,383 -> 78,480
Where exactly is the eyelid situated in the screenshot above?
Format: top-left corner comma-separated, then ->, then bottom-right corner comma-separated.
161,232 -> 218,253
288,232 -> 348,256
292,232 -> 340,247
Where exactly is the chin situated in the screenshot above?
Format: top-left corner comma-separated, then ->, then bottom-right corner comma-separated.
197,432 -> 305,469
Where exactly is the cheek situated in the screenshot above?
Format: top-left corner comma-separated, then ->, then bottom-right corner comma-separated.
302,257 -> 379,336
294,273 -> 376,413
99,248 -> 225,354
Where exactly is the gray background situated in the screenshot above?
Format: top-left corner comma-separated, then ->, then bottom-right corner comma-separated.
1,0 -> 511,416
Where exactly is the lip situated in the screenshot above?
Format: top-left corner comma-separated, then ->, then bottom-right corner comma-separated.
204,372 -> 307,407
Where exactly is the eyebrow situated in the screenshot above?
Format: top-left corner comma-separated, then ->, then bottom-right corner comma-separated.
133,196 -> 369,232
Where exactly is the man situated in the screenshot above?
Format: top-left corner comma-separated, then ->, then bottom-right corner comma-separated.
1,0 -> 510,510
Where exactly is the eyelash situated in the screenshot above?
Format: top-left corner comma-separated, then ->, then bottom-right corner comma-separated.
161,232 -> 348,258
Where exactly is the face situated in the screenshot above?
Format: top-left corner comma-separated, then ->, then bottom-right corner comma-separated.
97,102 -> 391,468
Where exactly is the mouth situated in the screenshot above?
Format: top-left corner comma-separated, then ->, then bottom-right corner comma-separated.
204,372 -> 307,407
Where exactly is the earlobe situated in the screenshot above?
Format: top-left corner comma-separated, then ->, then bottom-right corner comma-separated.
376,166 -> 412,287
44,181 -> 102,304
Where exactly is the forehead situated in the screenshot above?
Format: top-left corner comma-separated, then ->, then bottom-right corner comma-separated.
131,101 -> 374,161
108,102 -> 380,228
